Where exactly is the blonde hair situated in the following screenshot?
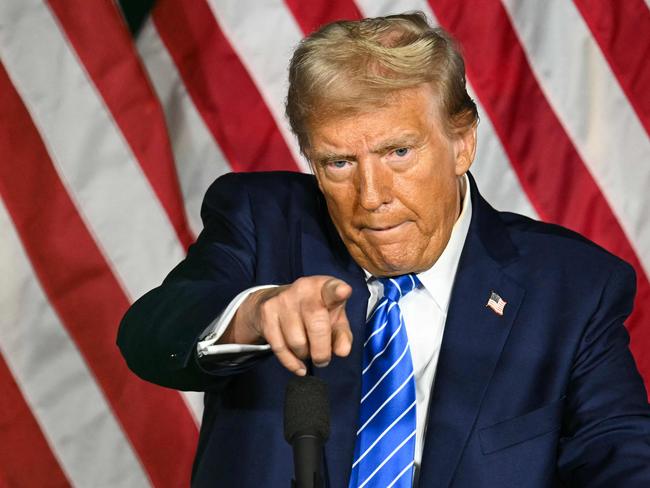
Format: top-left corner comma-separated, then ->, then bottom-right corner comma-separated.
286,12 -> 478,154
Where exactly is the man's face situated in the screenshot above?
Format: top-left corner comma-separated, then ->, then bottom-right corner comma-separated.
308,85 -> 476,277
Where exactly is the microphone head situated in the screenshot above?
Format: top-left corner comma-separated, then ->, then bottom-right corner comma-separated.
284,376 -> 330,443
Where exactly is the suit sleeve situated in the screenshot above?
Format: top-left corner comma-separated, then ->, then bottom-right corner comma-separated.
117,173 -> 266,392
558,261 -> 650,486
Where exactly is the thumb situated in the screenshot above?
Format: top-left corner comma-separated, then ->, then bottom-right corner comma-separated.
321,278 -> 352,309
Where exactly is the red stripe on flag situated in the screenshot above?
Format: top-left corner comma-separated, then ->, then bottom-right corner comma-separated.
152,0 -> 299,173
284,0 -> 362,34
0,64 -> 198,487
573,0 -> 650,136
428,0 -> 650,392
46,0 -> 195,249
0,356 -> 70,487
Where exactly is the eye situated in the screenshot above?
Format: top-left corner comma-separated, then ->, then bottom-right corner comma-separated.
321,159 -> 354,180
394,147 -> 409,157
325,160 -> 351,170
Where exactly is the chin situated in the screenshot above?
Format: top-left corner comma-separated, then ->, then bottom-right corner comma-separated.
350,240 -> 427,276
369,257 -> 421,277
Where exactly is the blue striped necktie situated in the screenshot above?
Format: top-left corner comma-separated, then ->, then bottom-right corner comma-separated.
349,274 -> 420,488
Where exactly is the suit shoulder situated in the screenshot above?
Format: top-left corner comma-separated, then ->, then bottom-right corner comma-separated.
206,171 -> 317,198
500,211 -> 635,280
202,171 -> 319,212
201,171 -> 323,226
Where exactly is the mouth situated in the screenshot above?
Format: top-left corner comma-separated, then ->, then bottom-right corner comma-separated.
361,221 -> 410,237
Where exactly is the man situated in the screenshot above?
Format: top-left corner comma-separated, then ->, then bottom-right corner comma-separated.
118,13 -> 650,487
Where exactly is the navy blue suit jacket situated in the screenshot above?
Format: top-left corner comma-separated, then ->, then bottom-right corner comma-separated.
118,171 -> 650,487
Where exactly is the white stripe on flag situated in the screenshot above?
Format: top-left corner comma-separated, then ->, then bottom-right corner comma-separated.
503,0 -> 650,276
138,17 -> 232,236
0,0 -> 185,300
0,200 -> 151,488
468,86 -> 538,219
206,0 -> 310,171
0,0 -> 202,424
354,0 -> 434,18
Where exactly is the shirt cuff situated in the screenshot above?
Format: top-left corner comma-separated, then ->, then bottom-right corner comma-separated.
196,285 -> 276,358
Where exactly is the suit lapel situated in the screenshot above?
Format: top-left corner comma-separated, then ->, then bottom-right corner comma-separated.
298,202 -> 369,487
418,176 -> 526,487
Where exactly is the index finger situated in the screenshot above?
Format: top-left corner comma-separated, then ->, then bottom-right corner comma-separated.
321,278 -> 352,309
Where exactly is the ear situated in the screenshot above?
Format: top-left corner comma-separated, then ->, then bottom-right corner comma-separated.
453,123 -> 477,176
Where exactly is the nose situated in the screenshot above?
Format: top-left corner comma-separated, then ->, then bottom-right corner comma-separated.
357,158 -> 392,211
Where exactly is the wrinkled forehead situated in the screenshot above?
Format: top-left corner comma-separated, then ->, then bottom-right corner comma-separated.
305,89 -> 453,169
305,84 -> 444,143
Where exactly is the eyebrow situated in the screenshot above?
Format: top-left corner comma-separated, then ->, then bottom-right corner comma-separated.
371,136 -> 419,154
313,151 -> 356,165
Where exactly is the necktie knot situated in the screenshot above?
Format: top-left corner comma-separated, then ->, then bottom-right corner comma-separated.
379,274 -> 420,302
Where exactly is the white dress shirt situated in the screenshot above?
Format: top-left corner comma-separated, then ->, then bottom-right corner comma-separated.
197,174 -> 472,471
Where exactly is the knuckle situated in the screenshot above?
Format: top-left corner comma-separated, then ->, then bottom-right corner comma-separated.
275,292 -> 291,307
271,344 -> 288,355
285,336 -> 307,353
334,319 -> 351,332
310,344 -> 330,356
294,275 -> 326,296
281,358 -> 299,372
294,276 -> 308,286
284,331 -> 305,345
293,276 -> 310,292
309,335 -> 332,358
311,351 -> 331,365
307,322 -> 331,340
275,351 -> 303,374
258,301 -> 274,320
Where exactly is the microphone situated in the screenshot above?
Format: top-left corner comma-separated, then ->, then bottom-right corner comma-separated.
284,376 -> 330,488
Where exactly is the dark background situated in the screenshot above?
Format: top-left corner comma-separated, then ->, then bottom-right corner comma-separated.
118,0 -> 156,35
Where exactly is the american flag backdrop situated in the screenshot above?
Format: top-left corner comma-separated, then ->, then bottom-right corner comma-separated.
0,0 -> 648,486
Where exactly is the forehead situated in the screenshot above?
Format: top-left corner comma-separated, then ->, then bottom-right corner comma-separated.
307,85 -> 445,153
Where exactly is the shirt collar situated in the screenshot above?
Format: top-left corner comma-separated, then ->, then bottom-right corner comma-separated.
363,173 -> 472,314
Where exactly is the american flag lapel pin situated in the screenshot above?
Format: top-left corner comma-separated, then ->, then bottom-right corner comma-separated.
486,291 -> 507,316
